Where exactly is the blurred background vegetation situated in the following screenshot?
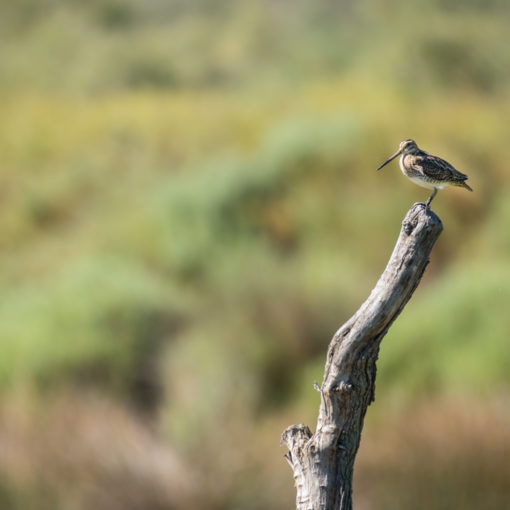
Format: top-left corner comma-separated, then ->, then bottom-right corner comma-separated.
0,0 -> 509,508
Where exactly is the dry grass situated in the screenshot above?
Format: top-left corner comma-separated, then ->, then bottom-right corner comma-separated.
0,391 -> 509,509
0,389 -> 205,510
356,396 -> 510,510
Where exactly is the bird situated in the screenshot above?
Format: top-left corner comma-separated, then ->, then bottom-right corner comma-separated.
376,139 -> 472,208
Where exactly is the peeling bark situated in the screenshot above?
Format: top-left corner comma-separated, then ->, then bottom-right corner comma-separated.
281,203 -> 443,510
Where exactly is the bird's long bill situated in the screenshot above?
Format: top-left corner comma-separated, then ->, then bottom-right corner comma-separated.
376,149 -> 401,171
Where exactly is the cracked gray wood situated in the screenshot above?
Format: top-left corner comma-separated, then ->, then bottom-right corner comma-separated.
281,203 -> 443,510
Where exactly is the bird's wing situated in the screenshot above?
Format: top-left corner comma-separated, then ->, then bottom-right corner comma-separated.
411,154 -> 468,183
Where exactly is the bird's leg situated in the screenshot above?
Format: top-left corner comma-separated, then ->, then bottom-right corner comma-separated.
425,187 -> 438,209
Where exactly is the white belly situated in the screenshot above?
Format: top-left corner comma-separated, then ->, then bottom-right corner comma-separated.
408,176 -> 447,190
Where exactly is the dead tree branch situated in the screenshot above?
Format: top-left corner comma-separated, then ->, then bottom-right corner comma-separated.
281,203 -> 443,510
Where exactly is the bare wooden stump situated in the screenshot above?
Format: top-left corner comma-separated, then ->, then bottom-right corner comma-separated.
281,203 -> 443,510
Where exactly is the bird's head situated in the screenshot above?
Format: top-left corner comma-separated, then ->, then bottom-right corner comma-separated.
377,139 -> 419,171
399,139 -> 419,154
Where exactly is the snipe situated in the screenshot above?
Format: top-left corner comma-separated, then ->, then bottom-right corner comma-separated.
377,139 -> 472,208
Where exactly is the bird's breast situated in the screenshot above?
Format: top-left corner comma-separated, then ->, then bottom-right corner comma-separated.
398,155 -> 406,175
399,155 -> 419,178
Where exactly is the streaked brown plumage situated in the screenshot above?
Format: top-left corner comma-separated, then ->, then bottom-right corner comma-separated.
377,139 -> 472,208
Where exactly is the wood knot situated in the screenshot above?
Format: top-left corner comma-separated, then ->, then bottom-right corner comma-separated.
402,211 -> 420,234
403,219 -> 415,235
336,379 -> 353,392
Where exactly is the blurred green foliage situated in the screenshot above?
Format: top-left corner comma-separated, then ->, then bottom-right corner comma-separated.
0,0 -> 509,509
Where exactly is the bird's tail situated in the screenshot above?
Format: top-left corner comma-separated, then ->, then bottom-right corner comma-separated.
456,180 -> 473,192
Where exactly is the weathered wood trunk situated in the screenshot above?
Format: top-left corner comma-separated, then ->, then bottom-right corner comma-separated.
281,203 -> 443,510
